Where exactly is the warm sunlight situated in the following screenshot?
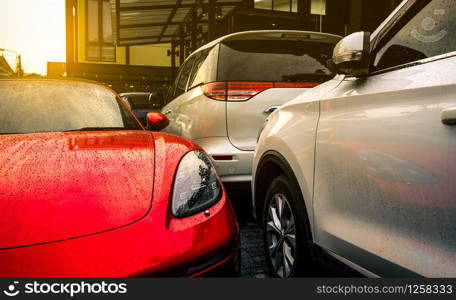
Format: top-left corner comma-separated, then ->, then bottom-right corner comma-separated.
0,0 -> 65,75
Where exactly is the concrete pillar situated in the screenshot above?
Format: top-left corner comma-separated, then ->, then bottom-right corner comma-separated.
171,39 -> 176,79
325,0 -> 350,36
349,0 -> 363,33
179,27 -> 185,64
191,9 -> 198,52
65,0 -> 76,69
208,0 -> 216,41
297,0 -> 311,30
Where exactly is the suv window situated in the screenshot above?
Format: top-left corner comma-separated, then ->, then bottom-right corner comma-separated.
166,65 -> 182,102
187,49 -> 210,90
188,48 -> 216,90
174,57 -> 195,98
218,40 -> 335,83
373,0 -> 456,71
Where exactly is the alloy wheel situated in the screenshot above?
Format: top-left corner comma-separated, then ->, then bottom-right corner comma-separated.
266,193 -> 297,278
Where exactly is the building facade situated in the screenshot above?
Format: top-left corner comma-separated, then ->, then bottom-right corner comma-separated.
65,0 -> 402,93
65,0 -> 173,93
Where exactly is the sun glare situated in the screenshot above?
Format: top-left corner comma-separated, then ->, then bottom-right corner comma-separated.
0,0 -> 65,75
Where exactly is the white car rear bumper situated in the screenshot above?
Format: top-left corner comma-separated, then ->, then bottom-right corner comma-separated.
193,137 -> 253,183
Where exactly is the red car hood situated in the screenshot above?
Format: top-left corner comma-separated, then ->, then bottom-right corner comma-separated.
0,131 -> 155,249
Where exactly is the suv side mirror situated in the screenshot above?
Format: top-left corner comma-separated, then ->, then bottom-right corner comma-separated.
146,112 -> 169,131
328,31 -> 371,77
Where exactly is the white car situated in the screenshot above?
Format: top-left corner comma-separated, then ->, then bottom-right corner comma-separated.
253,0 -> 456,278
162,30 -> 341,186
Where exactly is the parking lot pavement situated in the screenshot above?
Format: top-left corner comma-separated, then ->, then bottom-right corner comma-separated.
240,224 -> 273,278
225,187 -> 273,278
224,186 -> 270,278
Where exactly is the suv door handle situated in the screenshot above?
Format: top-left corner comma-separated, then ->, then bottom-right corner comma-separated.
263,106 -> 281,116
164,110 -> 172,115
442,107 -> 456,125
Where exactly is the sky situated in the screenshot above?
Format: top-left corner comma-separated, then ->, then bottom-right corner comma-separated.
0,0 -> 65,75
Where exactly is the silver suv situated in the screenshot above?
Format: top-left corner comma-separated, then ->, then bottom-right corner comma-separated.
162,30 -> 341,185
253,0 -> 456,278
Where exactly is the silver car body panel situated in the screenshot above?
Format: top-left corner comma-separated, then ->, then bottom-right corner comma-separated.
227,88 -> 308,151
253,0 -> 456,277
193,137 -> 253,182
253,78 -> 344,231
163,87 -> 227,140
314,55 -> 456,278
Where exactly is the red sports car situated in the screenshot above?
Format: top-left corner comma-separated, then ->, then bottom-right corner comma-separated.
0,79 -> 239,277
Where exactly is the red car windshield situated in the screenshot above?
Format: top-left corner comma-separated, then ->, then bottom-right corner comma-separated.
0,80 -> 142,134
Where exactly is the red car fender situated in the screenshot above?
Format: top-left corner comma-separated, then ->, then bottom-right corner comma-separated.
0,132 -> 239,277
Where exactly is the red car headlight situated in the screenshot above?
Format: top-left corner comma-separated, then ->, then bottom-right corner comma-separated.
171,150 -> 222,218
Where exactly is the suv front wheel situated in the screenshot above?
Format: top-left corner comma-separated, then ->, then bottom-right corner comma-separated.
262,175 -> 314,277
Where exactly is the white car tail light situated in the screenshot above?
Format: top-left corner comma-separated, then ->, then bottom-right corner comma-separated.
201,82 -> 227,101
202,81 -> 321,102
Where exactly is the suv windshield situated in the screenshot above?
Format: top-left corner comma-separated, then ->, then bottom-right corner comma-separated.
0,80 -> 142,134
218,40 -> 335,82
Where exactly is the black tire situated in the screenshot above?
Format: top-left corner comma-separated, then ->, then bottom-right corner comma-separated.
262,175 -> 314,277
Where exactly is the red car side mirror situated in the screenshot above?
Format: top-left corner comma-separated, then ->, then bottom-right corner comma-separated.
146,112 -> 169,131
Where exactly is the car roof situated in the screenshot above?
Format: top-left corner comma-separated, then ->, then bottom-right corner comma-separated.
190,30 -> 342,58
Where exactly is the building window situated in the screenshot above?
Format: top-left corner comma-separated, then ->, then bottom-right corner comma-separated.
86,0 -> 115,62
311,0 -> 326,15
254,0 -> 325,15
255,0 -> 272,10
275,0 -> 292,12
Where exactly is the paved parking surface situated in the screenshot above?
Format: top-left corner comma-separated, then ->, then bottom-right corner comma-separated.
225,187 -> 273,278
240,224 -> 273,278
